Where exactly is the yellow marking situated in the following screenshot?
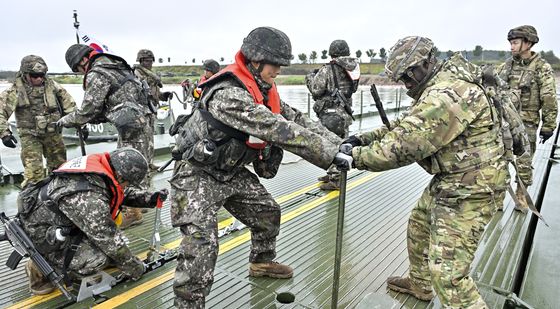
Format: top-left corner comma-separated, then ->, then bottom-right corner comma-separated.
8,171 -> 376,309
93,172 -> 380,309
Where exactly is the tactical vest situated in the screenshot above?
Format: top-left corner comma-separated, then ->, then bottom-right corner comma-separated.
418,79 -> 504,174
86,54 -> 152,130
54,153 -> 124,221
171,51 -> 281,179
14,77 -> 62,134
500,54 -> 542,125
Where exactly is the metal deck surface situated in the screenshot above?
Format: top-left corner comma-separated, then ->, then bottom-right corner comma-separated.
1,134 -> 558,309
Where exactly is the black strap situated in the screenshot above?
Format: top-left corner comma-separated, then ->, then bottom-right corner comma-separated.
198,109 -> 248,145
330,63 -> 340,93
62,233 -> 83,286
109,73 -> 136,96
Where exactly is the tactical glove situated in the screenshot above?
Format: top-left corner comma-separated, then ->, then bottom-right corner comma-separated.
162,92 -> 173,101
149,188 -> 169,207
333,152 -> 353,171
540,130 -> 553,143
342,135 -> 362,147
1,134 -> 17,148
55,115 -> 71,129
339,143 -> 353,156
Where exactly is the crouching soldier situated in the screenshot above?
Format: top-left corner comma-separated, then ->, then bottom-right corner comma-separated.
17,148 -> 168,295
170,26 -> 349,308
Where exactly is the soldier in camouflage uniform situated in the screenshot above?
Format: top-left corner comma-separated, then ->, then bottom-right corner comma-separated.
305,40 -> 359,190
58,44 -> 153,228
497,25 -> 558,211
0,55 -> 76,187
133,49 -> 173,171
17,148 -> 168,295
169,27 -> 347,308
337,37 -> 508,308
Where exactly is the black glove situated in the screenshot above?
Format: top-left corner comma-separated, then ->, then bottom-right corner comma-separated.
342,135 -> 362,147
1,134 -> 17,148
332,152 -> 353,171
339,143 -> 353,156
150,188 -> 169,206
540,130 -> 553,143
79,126 -> 89,141
162,92 -> 173,101
171,148 -> 183,161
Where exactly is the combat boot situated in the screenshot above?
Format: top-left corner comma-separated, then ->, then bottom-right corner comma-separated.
120,208 -> 144,230
25,260 -> 55,295
386,276 -> 434,301
514,185 -> 529,213
319,181 -> 340,191
317,175 -> 330,182
249,261 -> 293,279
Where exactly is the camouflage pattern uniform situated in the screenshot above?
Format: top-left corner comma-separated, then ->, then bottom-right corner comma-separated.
306,41 -> 358,187
17,149 -> 154,281
352,40 -> 508,308
0,55 -> 75,186
59,54 -> 152,186
134,50 -> 172,169
171,28 -> 341,306
18,173 -> 151,279
498,49 -> 558,156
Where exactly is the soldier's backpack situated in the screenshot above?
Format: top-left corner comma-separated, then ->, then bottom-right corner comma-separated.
17,176 -> 54,218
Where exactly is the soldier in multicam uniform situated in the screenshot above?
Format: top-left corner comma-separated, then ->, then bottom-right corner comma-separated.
17,148 -> 168,295
497,25 -> 558,211
133,49 -> 173,171
58,44 -> 153,229
169,27 -> 349,308
336,36 -> 509,308
0,55 -> 76,187
306,39 -> 359,190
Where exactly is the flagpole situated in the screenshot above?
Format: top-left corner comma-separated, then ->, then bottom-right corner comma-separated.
72,10 -> 87,156
73,10 -> 80,44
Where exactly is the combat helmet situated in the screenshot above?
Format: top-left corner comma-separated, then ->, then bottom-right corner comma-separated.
203,59 -> 220,74
328,40 -> 350,57
241,27 -> 292,66
385,36 -> 435,82
137,49 -> 155,62
65,44 -> 94,72
109,148 -> 148,186
507,25 -> 539,44
20,55 -> 48,74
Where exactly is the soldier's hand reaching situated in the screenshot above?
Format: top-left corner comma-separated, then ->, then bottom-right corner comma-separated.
55,116 -> 71,129
333,152 -> 353,171
339,143 -> 353,156
1,134 -> 17,148
150,189 -> 169,207
540,130 -> 553,143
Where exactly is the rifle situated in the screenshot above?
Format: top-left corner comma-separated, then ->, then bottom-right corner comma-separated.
331,89 -> 355,121
0,212 -> 75,301
369,84 -> 391,129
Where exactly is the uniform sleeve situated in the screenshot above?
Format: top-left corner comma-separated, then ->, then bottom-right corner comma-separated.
352,88 -> 475,172
538,62 -> 558,132
279,99 -> 341,145
208,87 -> 339,169
0,85 -> 18,136
53,81 -> 77,114
356,118 -> 402,145
62,71 -> 111,126
57,189 -> 142,275
122,187 -> 155,208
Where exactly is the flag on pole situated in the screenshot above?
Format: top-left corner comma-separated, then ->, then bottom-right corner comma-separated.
77,30 -> 113,53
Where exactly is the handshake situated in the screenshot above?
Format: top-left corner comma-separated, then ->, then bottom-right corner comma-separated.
332,136 -> 362,171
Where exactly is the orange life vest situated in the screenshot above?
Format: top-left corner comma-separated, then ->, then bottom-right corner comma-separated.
53,153 -> 124,221
200,50 -> 281,149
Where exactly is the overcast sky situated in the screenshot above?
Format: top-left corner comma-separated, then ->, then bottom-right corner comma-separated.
1,0 -> 558,72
